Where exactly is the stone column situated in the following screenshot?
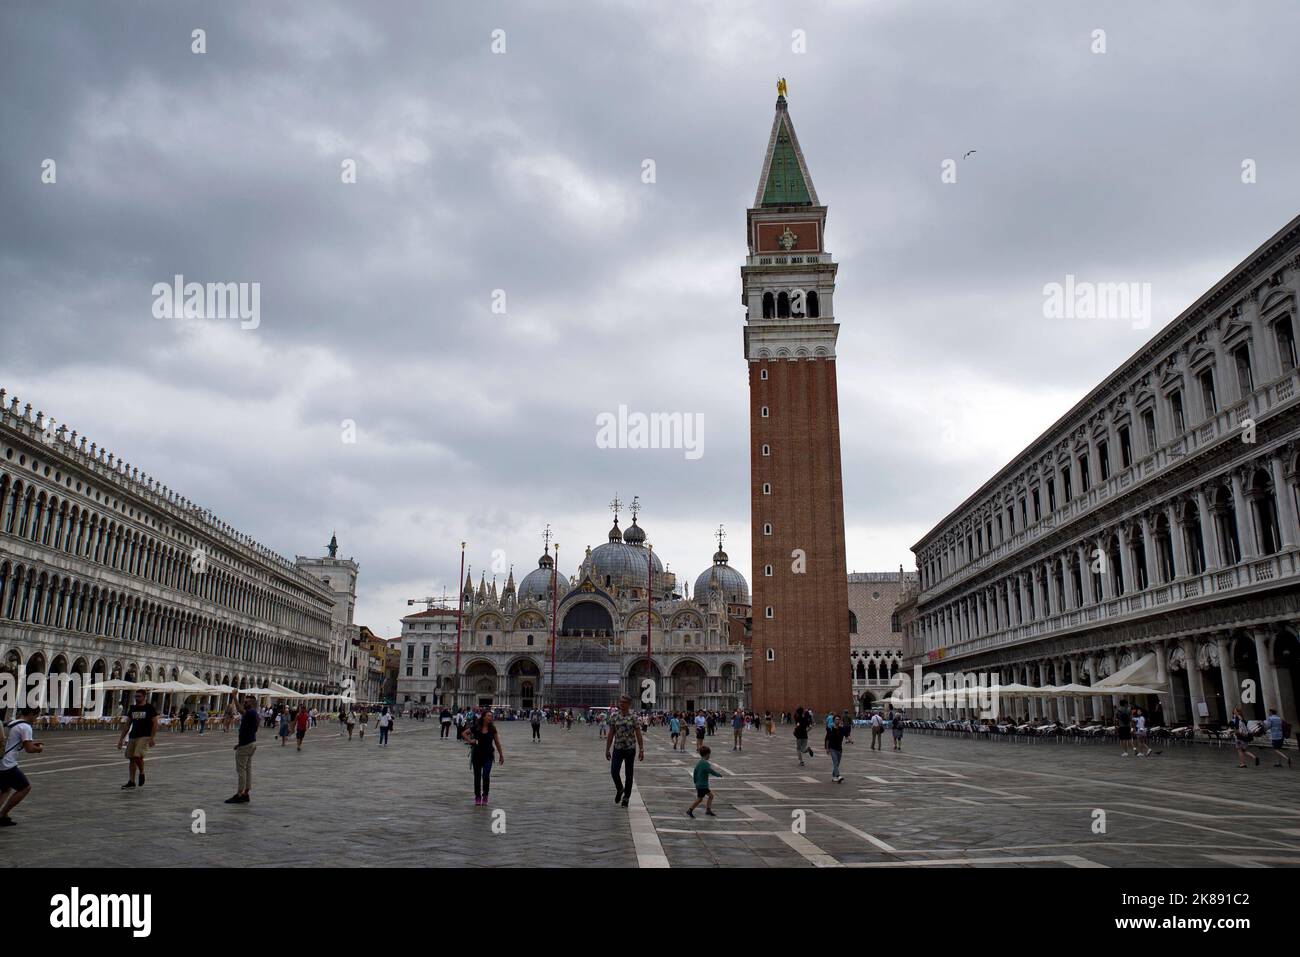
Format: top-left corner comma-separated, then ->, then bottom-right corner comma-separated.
1031,660 -> 1044,719
1231,470 -> 1259,560
1076,545 -> 1094,605
1182,638 -> 1208,726
1046,561 -> 1059,616
1167,503 -> 1187,579
1096,536 -> 1113,600
1103,651 -> 1118,719
1252,629 -> 1282,718
1270,454 -> 1299,549
1085,655 -> 1102,720
1216,633 -> 1241,716
1117,525 -> 1134,595
1140,515 -> 1158,588
1054,656 -> 1069,722
1196,488 -> 1221,570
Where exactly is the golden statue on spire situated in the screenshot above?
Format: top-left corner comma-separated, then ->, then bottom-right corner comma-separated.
777,77 -> 788,98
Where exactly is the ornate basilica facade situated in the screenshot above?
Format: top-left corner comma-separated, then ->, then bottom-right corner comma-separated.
397,502 -> 748,712
904,214 -> 1300,729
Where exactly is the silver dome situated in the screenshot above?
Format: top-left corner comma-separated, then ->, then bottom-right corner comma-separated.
693,550 -> 750,604
519,554 -> 568,602
590,541 -> 663,581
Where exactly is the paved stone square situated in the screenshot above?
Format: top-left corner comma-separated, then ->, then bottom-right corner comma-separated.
7,718 -> 1300,867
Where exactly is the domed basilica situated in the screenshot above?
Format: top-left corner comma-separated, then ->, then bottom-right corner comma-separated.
401,497 -> 750,712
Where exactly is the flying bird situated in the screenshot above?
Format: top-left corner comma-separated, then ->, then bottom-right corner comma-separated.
963,150 -> 977,159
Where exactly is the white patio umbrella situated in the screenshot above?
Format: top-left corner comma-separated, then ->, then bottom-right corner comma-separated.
84,679 -> 141,691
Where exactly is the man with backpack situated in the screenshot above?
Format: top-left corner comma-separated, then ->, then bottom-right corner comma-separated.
1,706 -> 44,827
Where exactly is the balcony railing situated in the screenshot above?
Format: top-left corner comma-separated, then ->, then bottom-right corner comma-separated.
920,548 -> 1300,664
744,253 -> 832,267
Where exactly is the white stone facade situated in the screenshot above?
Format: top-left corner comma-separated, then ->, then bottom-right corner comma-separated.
0,388 -> 346,713
904,215 -> 1300,728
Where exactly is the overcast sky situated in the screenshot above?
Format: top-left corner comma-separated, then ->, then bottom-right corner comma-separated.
3,0 -> 1299,636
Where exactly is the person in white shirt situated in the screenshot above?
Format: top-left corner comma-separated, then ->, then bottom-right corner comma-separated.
1,707 -> 45,827
870,712 -> 884,751
1133,708 -> 1153,757
376,707 -> 394,747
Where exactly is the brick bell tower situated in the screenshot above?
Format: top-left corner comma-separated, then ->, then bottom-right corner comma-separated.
743,81 -> 850,717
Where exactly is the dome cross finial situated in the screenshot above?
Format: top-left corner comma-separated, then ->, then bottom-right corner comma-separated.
716,523 -> 726,552
609,493 -> 622,522
630,495 -> 640,523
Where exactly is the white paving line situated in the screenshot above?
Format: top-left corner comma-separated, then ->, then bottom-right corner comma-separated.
627,783 -> 670,868
885,750 -> 1300,815
1203,853 -> 1300,867
25,750 -> 212,775
845,854 -> 1104,868
810,809 -> 899,853
747,781 -> 790,800
777,831 -> 841,867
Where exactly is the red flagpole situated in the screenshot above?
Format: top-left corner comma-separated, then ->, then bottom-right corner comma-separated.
550,543 -> 559,707
454,541 -> 465,708
645,544 -> 653,690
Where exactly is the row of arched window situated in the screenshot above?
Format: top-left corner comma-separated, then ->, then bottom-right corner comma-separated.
0,471 -> 330,639
919,464 -> 1296,650
0,560 -> 327,675
761,290 -> 820,319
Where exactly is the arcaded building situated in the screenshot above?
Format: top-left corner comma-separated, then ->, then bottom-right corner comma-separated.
904,214 -> 1300,728
848,570 -> 915,711
0,387 -> 346,713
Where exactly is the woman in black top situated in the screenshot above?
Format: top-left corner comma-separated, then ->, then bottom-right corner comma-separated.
462,710 -> 505,805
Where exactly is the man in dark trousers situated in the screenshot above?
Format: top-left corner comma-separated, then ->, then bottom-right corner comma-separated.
225,693 -> 259,804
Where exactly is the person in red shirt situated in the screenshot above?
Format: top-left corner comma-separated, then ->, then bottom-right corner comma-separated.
294,706 -> 310,752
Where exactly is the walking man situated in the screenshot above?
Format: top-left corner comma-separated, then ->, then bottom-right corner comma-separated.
294,705 -> 310,751
1,706 -> 43,827
440,707 -> 452,738
530,707 -> 542,742
605,694 -> 645,809
377,707 -> 393,746
825,714 -> 848,783
1115,699 -> 1134,757
117,689 -> 158,789
1267,708 -> 1292,768
731,708 -> 744,751
870,710 -> 884,751
225,693 -> 258,804
794,706 -> 814,766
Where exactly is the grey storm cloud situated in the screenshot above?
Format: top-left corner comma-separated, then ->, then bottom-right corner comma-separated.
3,0 -> 1299,633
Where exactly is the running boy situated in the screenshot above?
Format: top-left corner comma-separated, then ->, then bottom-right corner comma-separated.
686,745 -> 721,818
